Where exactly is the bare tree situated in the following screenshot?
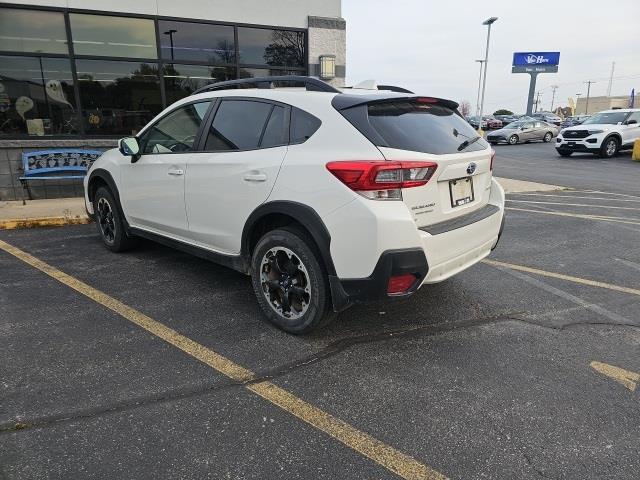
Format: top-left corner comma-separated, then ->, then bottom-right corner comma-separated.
458,100 -> 471,117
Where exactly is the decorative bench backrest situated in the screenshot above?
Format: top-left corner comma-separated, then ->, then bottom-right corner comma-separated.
21,149 -> 104,177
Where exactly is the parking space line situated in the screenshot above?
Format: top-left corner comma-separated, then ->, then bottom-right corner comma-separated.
508,199 -> 640,212
508,193 -> 640,203
0,239 -> 446,480
483,259 -> 640,298
505,207 -> 640,226
577,190 -> 640,200
590,361 -> 639,392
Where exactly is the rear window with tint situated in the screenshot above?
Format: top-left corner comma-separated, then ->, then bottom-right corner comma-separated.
366,102 -> 488,154
290,107 -> 321,144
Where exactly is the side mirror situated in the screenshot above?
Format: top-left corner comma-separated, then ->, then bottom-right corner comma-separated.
626,119 -> 638,125
118,137 -> 141,162
520,126 -> 526,131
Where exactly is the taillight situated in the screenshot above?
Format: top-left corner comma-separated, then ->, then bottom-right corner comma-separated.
387,274 -> 417,294
326,161 -> 437,200
490,149 -> 496,171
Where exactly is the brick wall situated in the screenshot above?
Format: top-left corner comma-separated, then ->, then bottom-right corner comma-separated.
0,139 -> 117,201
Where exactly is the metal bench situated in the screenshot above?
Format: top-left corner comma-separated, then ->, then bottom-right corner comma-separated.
19,149 -> 104,201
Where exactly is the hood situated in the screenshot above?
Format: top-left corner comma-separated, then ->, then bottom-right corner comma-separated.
562,123 -> 612,131
487,126 -> 519,136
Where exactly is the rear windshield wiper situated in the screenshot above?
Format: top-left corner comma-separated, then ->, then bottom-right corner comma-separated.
457,135 -> 482,152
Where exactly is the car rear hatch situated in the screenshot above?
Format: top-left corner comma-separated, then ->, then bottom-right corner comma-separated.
333,95 -> 494,229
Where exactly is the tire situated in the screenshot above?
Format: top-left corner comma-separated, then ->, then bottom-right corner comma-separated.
251,228 -> 334,334
600,137 -> 619,158
93,186 -> 137,252
557,150 -> 573,157
489,141 -> 497,146
543,132 -> 553,143
508,134 -> 519,145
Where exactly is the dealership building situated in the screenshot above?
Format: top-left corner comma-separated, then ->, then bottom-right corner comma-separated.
0,0 -> 346,200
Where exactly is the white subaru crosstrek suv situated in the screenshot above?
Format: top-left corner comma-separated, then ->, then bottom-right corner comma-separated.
556,108 -> 640,158
84,76 -> 505,334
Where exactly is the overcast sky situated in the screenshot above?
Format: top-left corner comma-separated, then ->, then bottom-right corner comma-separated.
343,0 -> 640,114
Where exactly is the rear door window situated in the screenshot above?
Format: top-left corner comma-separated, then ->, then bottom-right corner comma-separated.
365,101 -> 488,154
260,105 -> 288,148
205,100 -> 273,151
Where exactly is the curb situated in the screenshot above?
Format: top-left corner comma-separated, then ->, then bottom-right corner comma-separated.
0,216 -> 92,230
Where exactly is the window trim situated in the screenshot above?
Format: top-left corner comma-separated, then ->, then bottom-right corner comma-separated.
136,99 -> 215,156
198,97 -> 291,153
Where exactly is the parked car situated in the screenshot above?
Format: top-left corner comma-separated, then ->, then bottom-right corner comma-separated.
84,76 -> 505,334
532,112 -> 562,126
484,116 -> 503,129
487,120 -> 558,145
556,109 -> 640,158
467,115 -> 487,129
495,114 -> 519,126
559,115 -> 590,129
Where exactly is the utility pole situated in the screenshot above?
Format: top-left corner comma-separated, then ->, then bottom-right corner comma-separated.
575,93 -> 582,115
606,62 -> 615,97
584,81 -> 595,114
550,85 -> 558,112
534,91 -> 542,112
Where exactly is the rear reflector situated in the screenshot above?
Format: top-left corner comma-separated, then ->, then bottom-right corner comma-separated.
326,161 -> 437,200
387,274 -> 417,294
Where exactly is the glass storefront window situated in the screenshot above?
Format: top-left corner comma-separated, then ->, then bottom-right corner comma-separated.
239,68 -> 301,79
70,14 -> 157,59
158,21 -> 235,64
163,64 -> 236,104
0,8 -> 68,54
238,28 -> 305,67
0,55 -> 77,136
75,59 -> 162,136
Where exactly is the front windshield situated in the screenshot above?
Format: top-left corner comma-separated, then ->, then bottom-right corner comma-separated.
504,122 -> 523,129
582,112 -> 628,125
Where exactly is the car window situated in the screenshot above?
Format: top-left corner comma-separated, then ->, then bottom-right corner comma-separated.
524,122 -> 534,129
290,107 -> 321,144
205,100 -> 273,151
626,112 -> 640,123
359,100 -> 488,155
534,122 -> 542,128
260,105 -> 288,148
139,101 -> 211,154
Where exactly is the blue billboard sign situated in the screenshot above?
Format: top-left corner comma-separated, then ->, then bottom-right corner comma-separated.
512,52 -> 560,67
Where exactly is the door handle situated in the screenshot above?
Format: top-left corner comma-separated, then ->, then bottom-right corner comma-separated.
167,168 -> 184,176
243,172 -> 267,182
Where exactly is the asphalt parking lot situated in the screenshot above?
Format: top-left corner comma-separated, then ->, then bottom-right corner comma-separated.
1,143 -> 639,479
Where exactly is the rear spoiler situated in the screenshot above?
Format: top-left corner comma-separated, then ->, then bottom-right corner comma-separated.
332,94 -> 459,112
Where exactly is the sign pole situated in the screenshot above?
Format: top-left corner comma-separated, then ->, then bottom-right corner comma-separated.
526,73 -> 538,115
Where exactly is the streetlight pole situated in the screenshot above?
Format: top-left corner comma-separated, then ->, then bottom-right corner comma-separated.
477,17 -> 498,135
164,29 -> 177,61
475,59 -> 485,117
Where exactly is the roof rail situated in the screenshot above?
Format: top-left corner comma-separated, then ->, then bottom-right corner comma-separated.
191,75 -> 341,95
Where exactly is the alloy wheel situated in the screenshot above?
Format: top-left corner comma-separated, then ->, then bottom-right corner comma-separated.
605,139 -> 617,157
96,197 -> 116,244
260,247 -> 311,320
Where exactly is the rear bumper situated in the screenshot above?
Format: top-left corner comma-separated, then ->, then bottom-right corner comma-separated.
328,179 -> 505,311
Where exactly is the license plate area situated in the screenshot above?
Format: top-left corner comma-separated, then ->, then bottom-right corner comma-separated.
449,176 -> 474,207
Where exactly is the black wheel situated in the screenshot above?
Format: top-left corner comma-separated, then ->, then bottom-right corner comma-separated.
600,137 -> 619,158
251,228 -> 334,334
508,134 -> 519,145
557,150 -> 573,157
543,132 -> 553,143
93,186 -> 137,252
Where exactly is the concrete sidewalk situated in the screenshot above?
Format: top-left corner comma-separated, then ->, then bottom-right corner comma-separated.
0,197 -> 90,229
0,177 -> 565,230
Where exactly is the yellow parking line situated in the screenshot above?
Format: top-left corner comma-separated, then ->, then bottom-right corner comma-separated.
0,238 -> 446,480
590,361 -> 639,392
483,259 -> 640,297
507,199 -> 640,212
505,207 -> 640,225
